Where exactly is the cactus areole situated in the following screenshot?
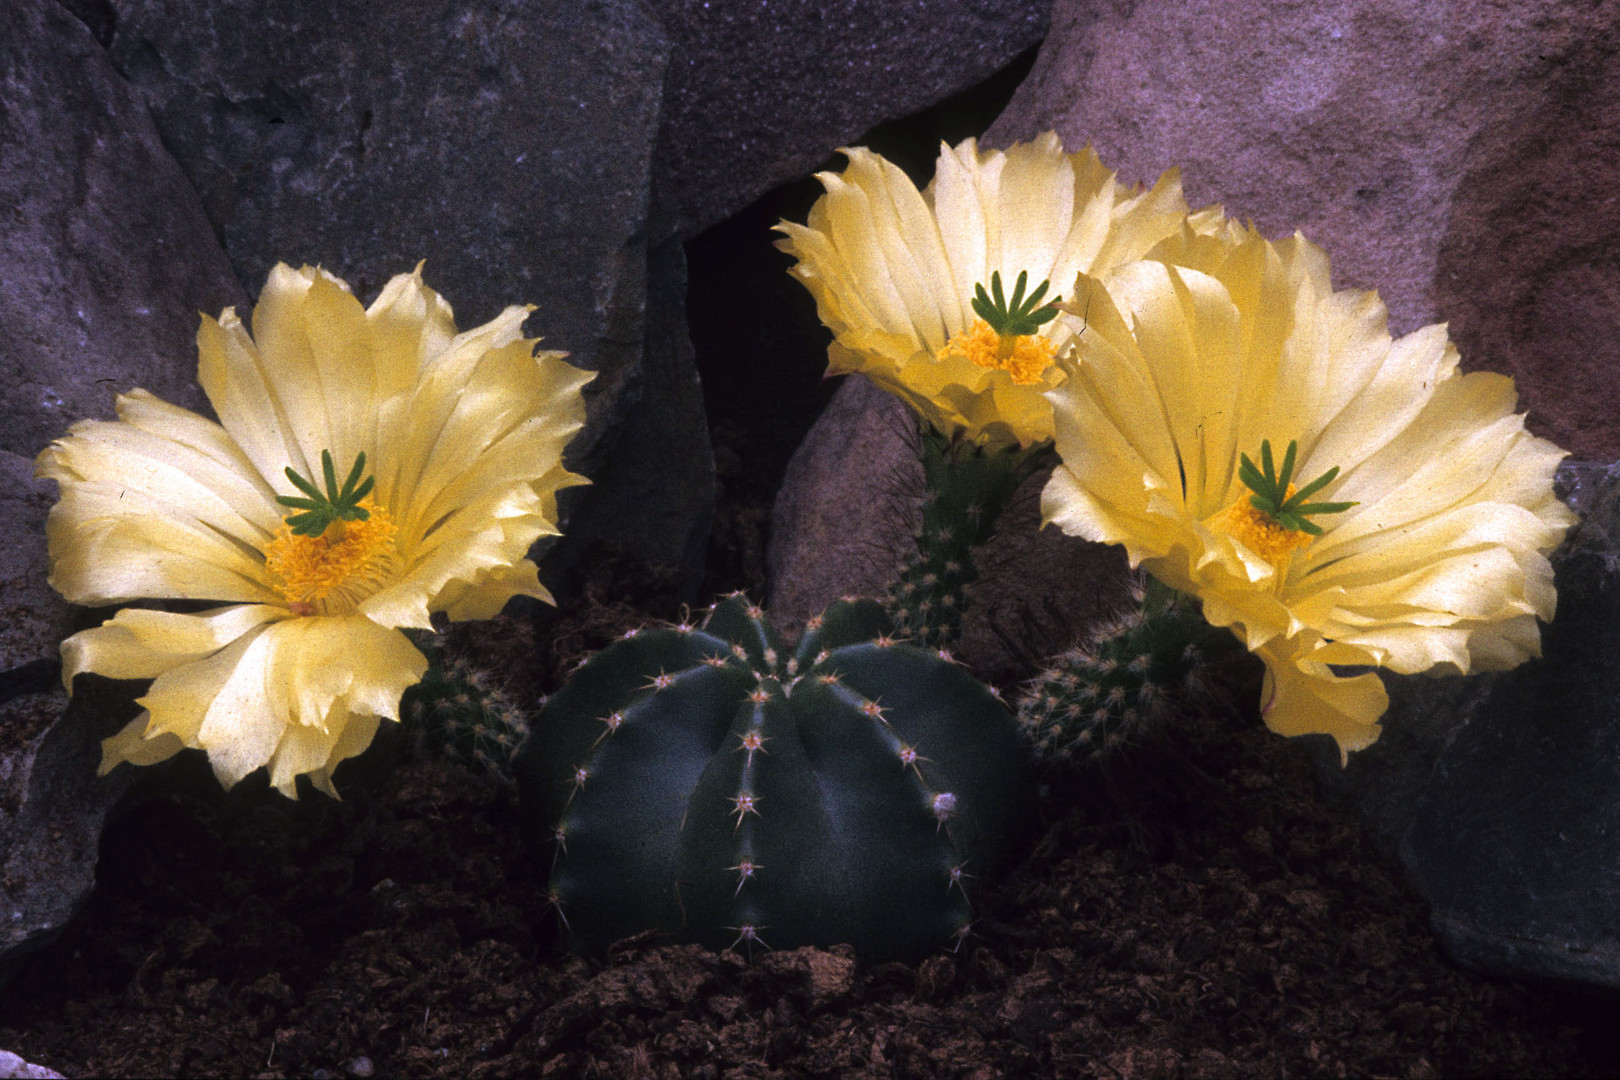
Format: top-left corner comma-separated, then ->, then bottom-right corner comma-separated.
516,595 -> 1031,961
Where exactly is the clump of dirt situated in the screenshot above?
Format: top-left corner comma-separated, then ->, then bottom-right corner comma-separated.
2,536 -> 1617,1078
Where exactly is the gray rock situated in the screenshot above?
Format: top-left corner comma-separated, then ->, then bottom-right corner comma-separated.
767,376 -> 918,634
0,455 -> 133,981
106,0 -> 709,572
646,0 -> 1051,240
0,0 -> 244,459
0,451 -> 70,672
1308,461 -> 1620,990
0,679 -> 136,986
991,0 -> 1620,460
548,240 -> 715,592
0,1048 -> 66,1080
0,1 -> 246,978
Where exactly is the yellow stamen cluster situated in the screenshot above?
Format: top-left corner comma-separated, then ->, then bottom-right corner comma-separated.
264,496 -> 400,615
1207,486 -> 1315,567
938,319 -> 1057,386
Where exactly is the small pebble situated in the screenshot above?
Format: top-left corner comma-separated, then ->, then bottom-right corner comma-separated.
345,1056 -> 375,1077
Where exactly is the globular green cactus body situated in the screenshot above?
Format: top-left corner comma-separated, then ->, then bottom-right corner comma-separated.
888,429 -> 1048,649
516,595 -> 1030,960
1017,581 -> 1240,762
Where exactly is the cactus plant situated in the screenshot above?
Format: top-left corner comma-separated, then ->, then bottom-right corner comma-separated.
1016,580 -> 1241,763
515,594 -> 1031,961
404,646 -> 531,780
887,428 -> 1048,649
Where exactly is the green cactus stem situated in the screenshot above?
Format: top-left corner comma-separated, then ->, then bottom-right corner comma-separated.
515,594 -> 1031,961
888,427 -> 1049,650
404,645 -> 531,781
1016,578 -> 1242,763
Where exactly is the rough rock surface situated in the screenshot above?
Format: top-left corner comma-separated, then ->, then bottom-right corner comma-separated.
0,0 -> 243,459
991,0 -> 1620,460
646,0 -> 1050,240
104,0 -> 712,572
0,1048 -> 65,1080
1311,461 -> 1620,990
0,448 -> 134,977
767,377 -> 918,630
0,1 -> 243,977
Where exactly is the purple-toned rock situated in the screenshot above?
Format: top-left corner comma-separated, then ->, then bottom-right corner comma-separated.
0,1048 -> 66,1080
990,0 -> 1620,459
0,0 -> 242,976
646,0 -> 1050,240
104,0 -> 712,574
0,0 -> 243,459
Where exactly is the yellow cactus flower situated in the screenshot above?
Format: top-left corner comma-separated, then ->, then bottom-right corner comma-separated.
1041,227 -> 1574,760
776,132 -> 1219,448
36,264 -> 592,796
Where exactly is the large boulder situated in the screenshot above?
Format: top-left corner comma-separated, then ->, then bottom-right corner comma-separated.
646,0 -> 1051,241
104,0 -> 713,577
0,0 -> 243,978
0,0 -> 241,460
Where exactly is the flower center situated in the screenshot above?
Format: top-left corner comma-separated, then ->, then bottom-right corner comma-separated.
939,319 -> 1058,385
1208,487 -> 1315,566
264,497 -> 401,616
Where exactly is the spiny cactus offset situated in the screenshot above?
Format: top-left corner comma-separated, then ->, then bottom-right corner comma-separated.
404,648 -> 531,780
515,594 -> 1031,961
888,429 -> 1048,649
1017,580 -> 1240,763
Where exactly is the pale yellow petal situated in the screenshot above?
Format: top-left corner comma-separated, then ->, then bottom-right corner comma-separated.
270,712 -> 384,799
433,559 -> 551,621
137,622 -> 272,750
188,615 -> 425,791
36,392 -> 282,606
99,714 -> 186,775
62,604 -> 286,687
989,133 -> 1077,295
364,317 -> 590,627
1258,641 -> 1388,763
195,305 -> 299,488
366,263 -> 458,401
1050,273 -> 1195,519
929,138 -> 995,310
244,266 -> 370,478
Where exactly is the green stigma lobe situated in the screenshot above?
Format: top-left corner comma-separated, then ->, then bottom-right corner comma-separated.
1239,439 -> 1356,536
276,449 -> 375,537
971,270 -> 1063,338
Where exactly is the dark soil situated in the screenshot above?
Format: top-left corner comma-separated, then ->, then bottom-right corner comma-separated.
3,526 -> 1619,1078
